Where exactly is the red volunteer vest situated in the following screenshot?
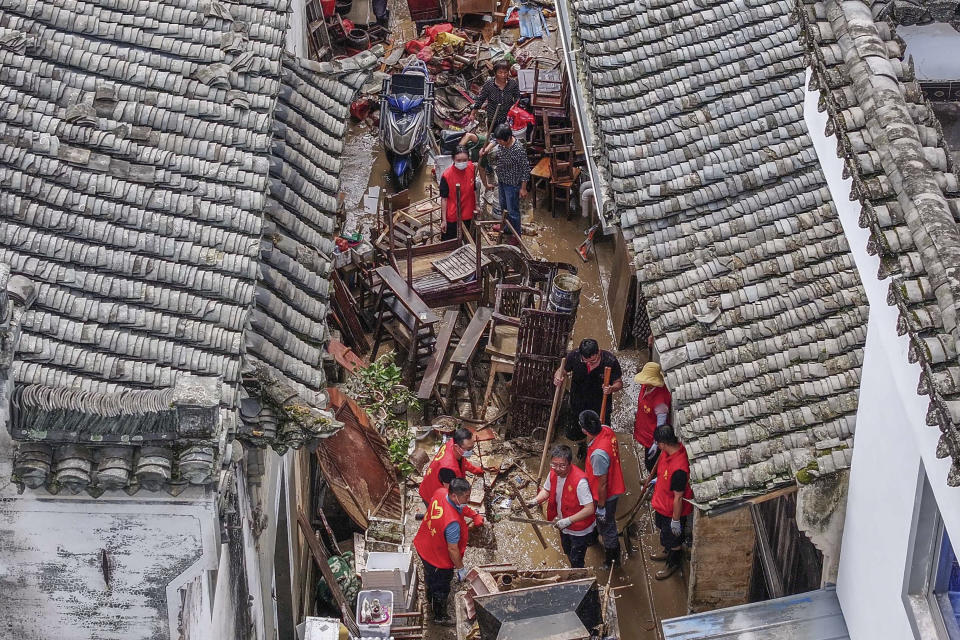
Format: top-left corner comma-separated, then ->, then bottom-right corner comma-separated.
585,425 -> 626,500
419,441 -> 465,503
546,466 -> 595,532
633,384 -> 672,447
441,162 -> 477,223
651,443 -> 694,518
414,488 -> 468,569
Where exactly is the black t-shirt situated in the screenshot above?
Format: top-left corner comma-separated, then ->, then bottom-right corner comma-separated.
563,349 -> 622,415
670,469 -> 688,492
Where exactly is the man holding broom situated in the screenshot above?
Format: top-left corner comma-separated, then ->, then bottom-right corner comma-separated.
553,339 -> 623,459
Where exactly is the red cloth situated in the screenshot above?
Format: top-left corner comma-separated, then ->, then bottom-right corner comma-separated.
585,425 -> 626,500
651,444 -> 694,519
440,162 -> 477,223
423,22 -> 453,41
414,488 -> 468,569
418,439 -> 483,503
633,384 -> 671,447
405,36 -> 430,54
546,466 -> 595,532
506,102 -> 534,131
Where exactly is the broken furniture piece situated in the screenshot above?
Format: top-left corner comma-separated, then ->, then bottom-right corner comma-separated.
369,265 -> 440,384
481,285 -> 545,417
416,308 -> 460,421
439,306 -> 493,417
316,388 -> 402,529
506,309 -> 574,438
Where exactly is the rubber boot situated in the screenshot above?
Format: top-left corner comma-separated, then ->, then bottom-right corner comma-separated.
655,549 -> 683,580
603,547 -> 620,569
432,595 -> 454,626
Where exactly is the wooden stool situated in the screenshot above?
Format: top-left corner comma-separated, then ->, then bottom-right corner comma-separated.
530,157 -> 552,210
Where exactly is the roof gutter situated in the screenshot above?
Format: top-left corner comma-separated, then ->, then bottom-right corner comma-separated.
553,0 -> 616,235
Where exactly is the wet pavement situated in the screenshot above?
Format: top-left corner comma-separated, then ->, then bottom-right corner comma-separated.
336,15 -> 690,639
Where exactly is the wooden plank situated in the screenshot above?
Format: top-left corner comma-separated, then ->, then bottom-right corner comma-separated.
297,507 -> 360,637
750,503 -> 785,599
417,309 -> 460,401
375,266 -> 439,323
607,229 -> 636,349
331,271 -> 370,353
450,307 -> 493,364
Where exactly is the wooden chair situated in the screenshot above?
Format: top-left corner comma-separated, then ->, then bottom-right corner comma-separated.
480,285 -> 544,415
550,161 -> 580,220
369,265 -> 440,385
482,245 -> 530,287
528,260 -> 578,298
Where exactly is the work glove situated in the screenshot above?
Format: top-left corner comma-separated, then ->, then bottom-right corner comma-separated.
525,499 -> 540,509
595,506 -> 606,524
471,514 -> 485,527
646,443 -> 659,459
456,567 -> 469,582
670,519 -> 682,537
555,517 -> 573,530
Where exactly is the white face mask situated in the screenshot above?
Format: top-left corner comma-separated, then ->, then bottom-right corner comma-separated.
454,161 -> 468,170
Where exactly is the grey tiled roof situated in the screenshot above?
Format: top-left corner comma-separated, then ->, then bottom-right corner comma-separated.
802,0 -> 960,484
564,0 -> 864,506
876,0 -> 960,29
0,0 -> 374,493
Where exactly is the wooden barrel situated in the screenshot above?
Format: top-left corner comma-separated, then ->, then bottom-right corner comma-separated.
548,274 -> 582,314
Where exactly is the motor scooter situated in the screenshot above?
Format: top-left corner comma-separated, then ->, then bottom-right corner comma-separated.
380,60 -> 434,189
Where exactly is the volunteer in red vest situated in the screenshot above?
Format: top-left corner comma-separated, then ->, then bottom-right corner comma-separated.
526,445 -> 596,568
639,425 -> 694,580
438,147 -> 479,241
580,410 -> 626,568
633,361 -> 672,472
419,427 -> 492,505
414,478 -> 477,625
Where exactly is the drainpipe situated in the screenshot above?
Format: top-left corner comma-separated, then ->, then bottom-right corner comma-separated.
580,181 -> 596,220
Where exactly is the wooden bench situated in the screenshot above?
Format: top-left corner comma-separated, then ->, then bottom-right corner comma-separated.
441,306 -> 493,418
416,309 -> 461,421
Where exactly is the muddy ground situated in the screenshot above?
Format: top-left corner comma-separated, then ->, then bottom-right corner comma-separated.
337,7 -> 690,638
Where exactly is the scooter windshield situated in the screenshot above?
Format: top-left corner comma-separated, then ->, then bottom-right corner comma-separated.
387,93 -> 424,114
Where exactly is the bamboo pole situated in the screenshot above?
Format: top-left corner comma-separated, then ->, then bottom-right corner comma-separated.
599,366 -> 612,424
536,381 -> 565,484
506,479 -> 548,549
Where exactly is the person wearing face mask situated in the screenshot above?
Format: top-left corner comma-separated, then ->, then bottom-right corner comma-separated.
414,478 -> 479,625
554,339 -> 623,457
438,147 -> 479,242
525,445 -> 596,568
418,427 -> 495,505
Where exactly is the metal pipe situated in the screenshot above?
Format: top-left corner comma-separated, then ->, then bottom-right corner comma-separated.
580,180 -> 596,220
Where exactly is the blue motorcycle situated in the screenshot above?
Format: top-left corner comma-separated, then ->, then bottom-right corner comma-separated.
380,60 -> 434,189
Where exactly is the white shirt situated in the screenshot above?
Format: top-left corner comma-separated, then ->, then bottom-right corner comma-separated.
543,474 -> 596,536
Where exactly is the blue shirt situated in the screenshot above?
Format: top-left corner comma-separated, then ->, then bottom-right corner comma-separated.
444,495 -> 464,544
590,448 -> 610,476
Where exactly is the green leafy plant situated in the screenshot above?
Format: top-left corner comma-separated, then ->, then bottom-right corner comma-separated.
388,434 -> 415,478
344,354 -> 420,477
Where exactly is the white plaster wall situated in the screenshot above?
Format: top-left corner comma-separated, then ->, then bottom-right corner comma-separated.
805,68 -> 960,639
898,24 -> 960,80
